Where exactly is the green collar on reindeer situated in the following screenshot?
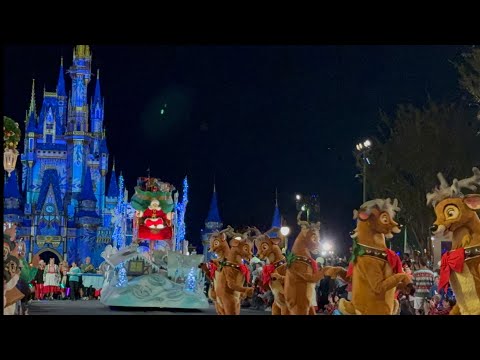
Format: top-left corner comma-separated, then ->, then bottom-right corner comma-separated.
347,239 -> 403,277
286,252 -> 318,272
219,260 -> 251,283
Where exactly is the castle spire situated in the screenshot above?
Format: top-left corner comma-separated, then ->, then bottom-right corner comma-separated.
94,69 -> 101,102
107,164 -> 119,198
78,167 -> 97,202
28,78 -> 36,116
57,56 -> 66,97
271,190 -> 281,231
205,181 -> 221,224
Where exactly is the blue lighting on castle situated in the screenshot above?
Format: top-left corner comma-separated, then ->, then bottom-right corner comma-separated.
5,45 -> 121,267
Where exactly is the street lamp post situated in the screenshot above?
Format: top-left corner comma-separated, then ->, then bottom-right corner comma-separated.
3,116 -> 21,177
280,226 -> 290,253
355,139 -> 372,203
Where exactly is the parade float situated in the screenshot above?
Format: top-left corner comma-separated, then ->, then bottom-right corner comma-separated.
99,176 -> 209,309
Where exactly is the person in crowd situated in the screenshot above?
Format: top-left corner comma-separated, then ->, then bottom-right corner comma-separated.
428,276 -> 445,301
43,258 -> 60,300
412,257 -> 435,315
251,262 -> 263,285
317,275 -> 331,312
250,277 -> 265,310
81,257 -> 95,273
426,294 -> 442,315
324,294 -> 339,315
402,253 -> 412,268
398,283 -> 416,315
34,260 -> 45,300
68,262 -> 82,301
429,298 -> 456,315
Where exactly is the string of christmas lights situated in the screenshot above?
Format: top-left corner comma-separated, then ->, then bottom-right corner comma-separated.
112,173 -> 126,250
184,267 -> 196,292
175,176 -> 188,252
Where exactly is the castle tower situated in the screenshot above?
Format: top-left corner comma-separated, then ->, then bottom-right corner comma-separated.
21,79 -> 38,202
75,167 -> 101,265
104,159 -> 119,227
65,45 -> 92,202
201,182 -> 223,261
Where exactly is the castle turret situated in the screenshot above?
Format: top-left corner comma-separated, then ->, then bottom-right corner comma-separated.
201,183 -> 223,260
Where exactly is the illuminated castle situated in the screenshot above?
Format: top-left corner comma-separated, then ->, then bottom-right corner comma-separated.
4,45 -> 118,266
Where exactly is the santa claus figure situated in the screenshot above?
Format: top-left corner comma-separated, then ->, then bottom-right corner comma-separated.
136,199 -> 173,242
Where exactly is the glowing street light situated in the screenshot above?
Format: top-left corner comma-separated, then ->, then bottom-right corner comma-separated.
322,242 -> 333,252
355,139 -> 373,203
280,226 -> 290,253
280,226 -> 290,236
296,194 -> 301,201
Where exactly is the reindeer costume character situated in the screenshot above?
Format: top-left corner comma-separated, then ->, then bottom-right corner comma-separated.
427,167 -> 480,315
282,212 -> 337,315
198,226 -> 234,315
253,227 -> 289,315
336,198 -> 410,315
214,229 -> 255,315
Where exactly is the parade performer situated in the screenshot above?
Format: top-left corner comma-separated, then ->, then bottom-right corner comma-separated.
253,227 -> 289,315
337,198 -> 411,315
34,260 -> 46,300
282,212 -> 337,315
215,230 -> 255,315
4,255 -> 23,314
427,167 -> 480,315
199,226 -> 234,314
43,258 -> 60,299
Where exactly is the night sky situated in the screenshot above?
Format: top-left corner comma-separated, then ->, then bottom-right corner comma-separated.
3,45 -> 467,254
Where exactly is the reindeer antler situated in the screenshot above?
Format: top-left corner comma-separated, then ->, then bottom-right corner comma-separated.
427,167 -> 480,206
297,211 -> 309,229
251,227 -> 262,237
453,167 -> 480,194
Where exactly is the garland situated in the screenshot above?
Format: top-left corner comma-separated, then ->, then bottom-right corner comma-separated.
3,116 -> 20,150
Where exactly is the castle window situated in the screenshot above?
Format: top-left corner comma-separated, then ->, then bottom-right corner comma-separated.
46,123 -> 53,130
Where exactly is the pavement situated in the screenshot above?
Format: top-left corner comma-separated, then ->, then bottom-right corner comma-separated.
28,299 -> 271,315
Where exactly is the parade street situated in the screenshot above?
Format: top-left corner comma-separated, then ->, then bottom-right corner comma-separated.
28,300 -> 270,315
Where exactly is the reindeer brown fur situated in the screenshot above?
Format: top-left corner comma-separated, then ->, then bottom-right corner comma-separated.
282,212 -> 339,315
337,198 -> 411,315
427,167 -> 480,315
198,226 -> 234,315
254,227 -> 289,315
215,233 -> 255,315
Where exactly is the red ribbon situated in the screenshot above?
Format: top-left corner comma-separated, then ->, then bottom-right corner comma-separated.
439,248 -> 465,292
346,262 -> 354,278
208,261 -> 218,280
309,258 -> 318,273
262,264 -> 276,286
239,264 -> 251,284
385,249 -> 403,274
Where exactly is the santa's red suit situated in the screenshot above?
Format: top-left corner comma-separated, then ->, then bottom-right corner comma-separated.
138,207 -> 173,241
